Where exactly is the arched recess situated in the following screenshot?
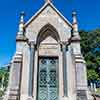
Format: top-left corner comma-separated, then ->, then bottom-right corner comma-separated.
36,24 -> 60,100
36,23 -> 60,46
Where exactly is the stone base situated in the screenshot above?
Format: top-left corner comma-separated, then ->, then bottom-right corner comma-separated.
20,95 -> 34,100
77,90 -> 87,100
77,90 -> 93,100
27,96 -> 33,100
86,90 -> 94,100
3,88 -> 19,100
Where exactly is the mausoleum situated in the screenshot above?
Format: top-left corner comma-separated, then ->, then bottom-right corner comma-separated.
4,0 -> 93,100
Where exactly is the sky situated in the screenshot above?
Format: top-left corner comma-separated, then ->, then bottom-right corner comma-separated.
0,0 -> 100,67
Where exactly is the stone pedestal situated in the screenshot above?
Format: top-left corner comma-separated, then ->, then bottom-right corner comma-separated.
75,54 -> 87,90
74,54 -> 93,100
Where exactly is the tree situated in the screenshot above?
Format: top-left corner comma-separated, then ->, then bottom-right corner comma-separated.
87,69 -> 99,81
80,29 -> 100,80
0,67 -> 9,96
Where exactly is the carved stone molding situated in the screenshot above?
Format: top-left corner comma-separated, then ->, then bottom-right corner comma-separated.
16,34 -> 28,42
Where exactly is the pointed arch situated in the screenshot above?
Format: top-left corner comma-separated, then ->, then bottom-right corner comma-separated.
36,23 -> 60,46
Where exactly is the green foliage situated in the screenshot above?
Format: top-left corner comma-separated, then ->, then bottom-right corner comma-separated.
0,69 -> 9,89
87,69 -> 99,81
80,29 -> 100,81
0,90 -> 4,97
0,67 -> 9,96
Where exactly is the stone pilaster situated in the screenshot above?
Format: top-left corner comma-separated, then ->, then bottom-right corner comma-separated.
6,52 -> 22,100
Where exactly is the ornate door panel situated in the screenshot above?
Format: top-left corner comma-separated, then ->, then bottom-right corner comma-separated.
37,57 -> 59,100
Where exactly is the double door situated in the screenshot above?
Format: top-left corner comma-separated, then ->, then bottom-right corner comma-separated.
37,57 -> 59,100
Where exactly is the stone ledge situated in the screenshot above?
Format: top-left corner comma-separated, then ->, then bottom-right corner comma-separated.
71,35 -> 81,42
12,52 -> 23,63
4,87 -> 19,100
74,54 -> 86,63
16,34 -> 28,42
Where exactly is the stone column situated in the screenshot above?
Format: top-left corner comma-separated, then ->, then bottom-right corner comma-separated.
33,50 -> 38,100
28,41 -> 35,98
61,42 -> 68,97
58,45 -> 64,99
7,52 -> 22,100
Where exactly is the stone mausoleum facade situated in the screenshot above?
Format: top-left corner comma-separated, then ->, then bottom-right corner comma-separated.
4,1 -> 93,100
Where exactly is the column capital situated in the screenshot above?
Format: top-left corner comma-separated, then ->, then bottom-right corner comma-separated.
29,41 -> 36,48
60,41 -> 69,52
60,41 -> 69,46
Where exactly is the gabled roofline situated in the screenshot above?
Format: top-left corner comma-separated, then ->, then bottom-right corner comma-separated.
24,2 -> 72,28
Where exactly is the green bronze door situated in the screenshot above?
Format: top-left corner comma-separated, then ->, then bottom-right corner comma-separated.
37,57 -> 59,100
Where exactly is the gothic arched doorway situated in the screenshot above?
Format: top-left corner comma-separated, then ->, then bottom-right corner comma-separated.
36,24 -> 60,100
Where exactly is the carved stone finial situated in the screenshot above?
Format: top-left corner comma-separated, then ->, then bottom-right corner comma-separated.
72,11 -> 79,35
72,11 -> 81,41
18,11 -> 25,35
20,11 -> 25,24
72,11 -> 77,24
45,0 -> 51,3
